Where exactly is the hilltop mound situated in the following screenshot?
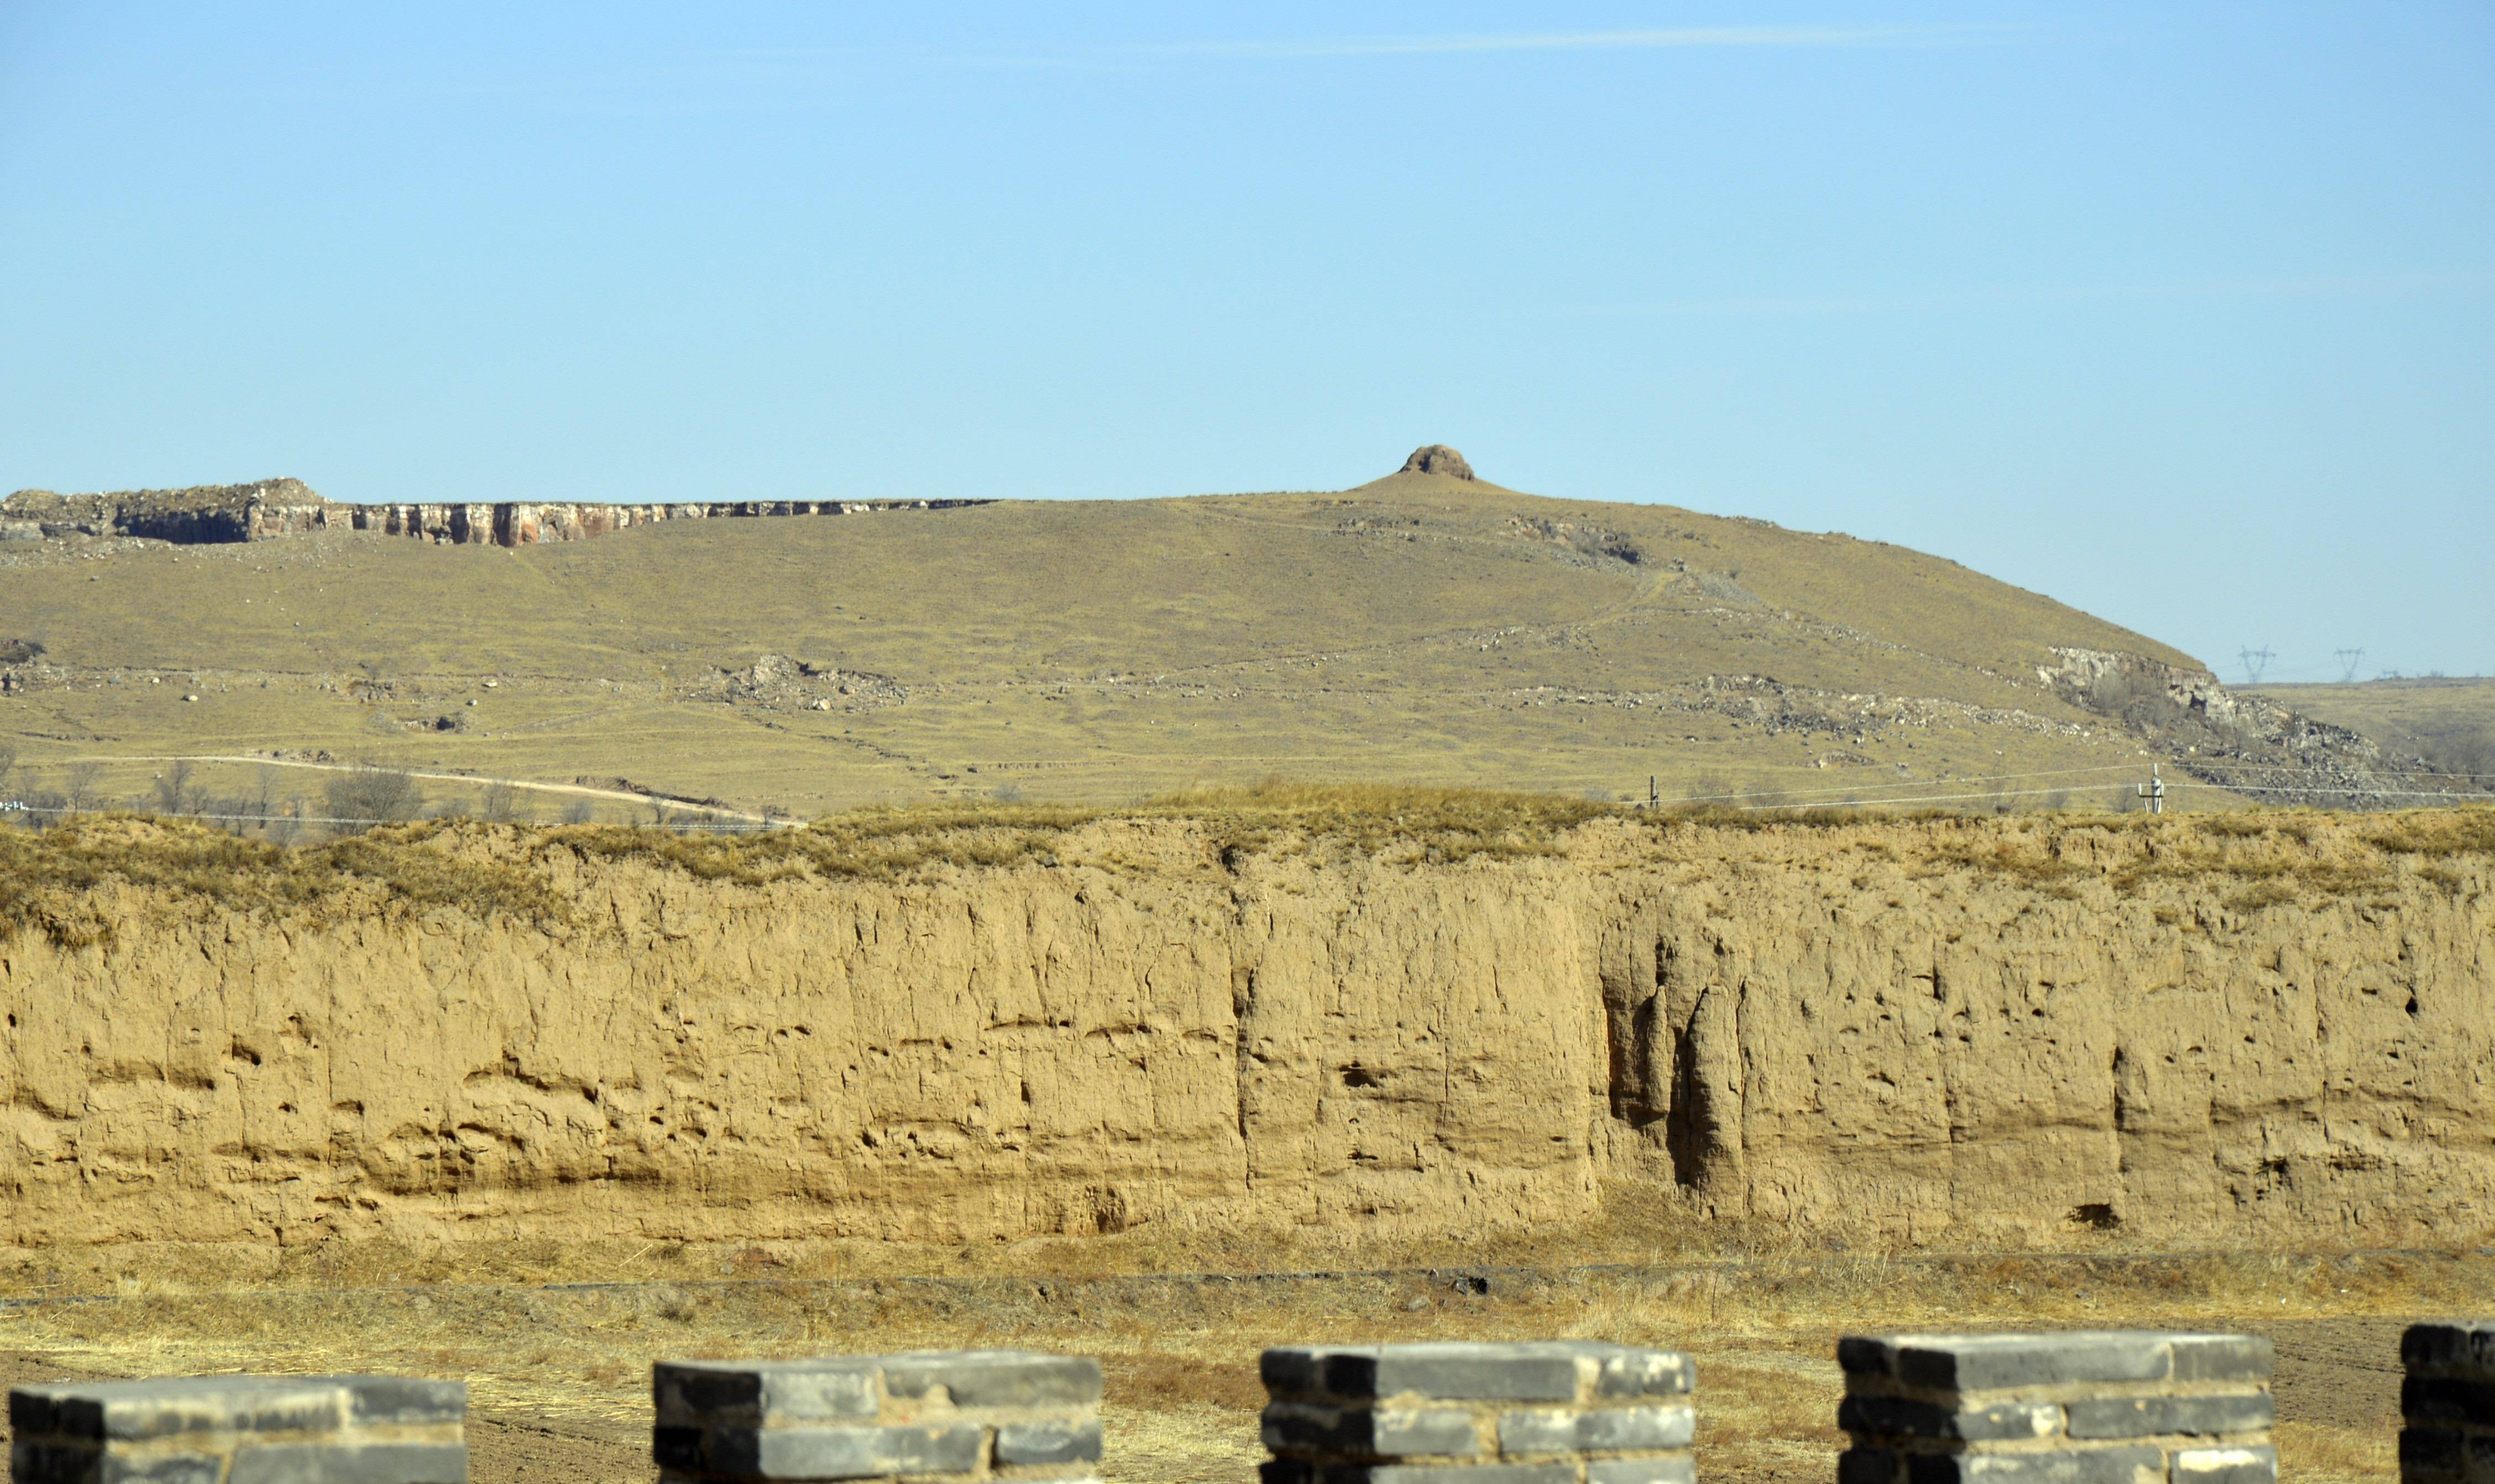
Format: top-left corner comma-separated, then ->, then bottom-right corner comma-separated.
0,456 -> 2419,816
1398,443 -> 1476,480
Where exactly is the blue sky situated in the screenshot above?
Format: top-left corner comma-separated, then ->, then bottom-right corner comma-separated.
3,4 -> 2489,681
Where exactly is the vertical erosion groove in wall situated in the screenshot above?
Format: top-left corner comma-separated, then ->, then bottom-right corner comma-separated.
0,817 -> 2485,1250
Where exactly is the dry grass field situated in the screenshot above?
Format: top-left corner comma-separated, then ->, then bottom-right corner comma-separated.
0,471 -> 2204,820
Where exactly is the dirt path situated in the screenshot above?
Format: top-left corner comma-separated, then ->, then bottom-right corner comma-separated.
91,753 -> 785,827
2268,1315 -> 2410,1433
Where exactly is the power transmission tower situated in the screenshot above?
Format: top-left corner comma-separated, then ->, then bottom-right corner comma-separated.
2238,646 -> 2275,685
2335,649 -> 2365,683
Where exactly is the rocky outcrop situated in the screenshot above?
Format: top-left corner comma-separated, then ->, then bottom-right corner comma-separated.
0,812 -> 2485,1252
354,498 -> 989,547
1,480 -> 327,544
2040,648 -> 2442,804
0,483 -> 988,548
1399,445 -> 1476,480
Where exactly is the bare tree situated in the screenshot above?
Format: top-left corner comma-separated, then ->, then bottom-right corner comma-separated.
323,763 -> 422,832
561,798 -> 595,825
153,760 -> 197,816
62,761 -> 102,814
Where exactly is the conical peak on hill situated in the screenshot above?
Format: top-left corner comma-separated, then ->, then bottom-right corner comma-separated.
1400,445 -> 1475,480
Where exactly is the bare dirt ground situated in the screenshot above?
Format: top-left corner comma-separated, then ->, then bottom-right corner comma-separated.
0,1257 -> 2465,1484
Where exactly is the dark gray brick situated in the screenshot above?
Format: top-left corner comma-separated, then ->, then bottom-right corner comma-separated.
330,1377 -> 466,1428
1584,1457 -> 1696,1484
2169,1335 -> 2274,1384
995,1418 -> 1103,1466
1839,1338 -> 1902,1377
1495,1409 -> 1577,1455
1263,1352 -> 1328,1401
2169,1444 -> 2277,1483
10,1390 -> 61,1438
1345,1347 -> 1581,1404
21,1378 -> 349,1442
2405,1376 -> 2495,1428
1313,1465 -> 1575,1484
879,1351 -> 1101,1408
1901,1446 -> 2163,1483
707,1422 -> 984,1480
2405,1323 -> 2495,1379
1880,1334 -> 2174,1391
1573,1405 -> 1694,1452
93,1455 -> 224,1484
654,1426 -> 705,1472
227,1441 -> 468,1484
2400,1426 -> 2465,1476
2402,1426 -> 2467,1484
2065,1392 -> 2273,1439
1836,1449 -> 1901,1484
1263,1403 -> 1480,1457
11,1439 -> 103,1484
1554,1344 -> 1693,1399
1265,1344 -> 1684,1405
653,1361 -> 880,1427
1839,1394 -> 2062,1443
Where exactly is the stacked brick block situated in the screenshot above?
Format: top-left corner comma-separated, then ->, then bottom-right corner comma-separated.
1835,1331 -> 2273,1483
1259,1341 -> 1697,1484
2402,1320 -> 2495,1483
7,1373 -> 466,1484
653,1351 -> 1102,1484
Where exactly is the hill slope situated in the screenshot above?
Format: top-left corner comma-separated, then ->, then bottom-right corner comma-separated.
0,457 -> 2384,818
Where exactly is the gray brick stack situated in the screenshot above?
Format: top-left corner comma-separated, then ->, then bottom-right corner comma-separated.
1836,1331 -> 2273,1483
1259,1341 -> 1697,1484
8,1373 -> 466,1484
653,1351 -> 1102,1484
2402,1321 -> 2495,1483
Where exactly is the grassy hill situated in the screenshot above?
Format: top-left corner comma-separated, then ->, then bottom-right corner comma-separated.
0,460 -> 2222,821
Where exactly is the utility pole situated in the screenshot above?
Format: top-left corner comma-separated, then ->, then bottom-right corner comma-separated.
2336,649 -> 2365,683
2238,647 -> 2275,685
1647,775 -> 1658,810
2137,762 -> 2165,816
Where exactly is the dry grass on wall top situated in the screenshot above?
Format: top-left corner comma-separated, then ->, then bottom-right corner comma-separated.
1,792 -> 2488,949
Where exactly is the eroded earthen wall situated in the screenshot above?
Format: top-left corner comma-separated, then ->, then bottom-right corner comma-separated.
0,818 -> 2484,1249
